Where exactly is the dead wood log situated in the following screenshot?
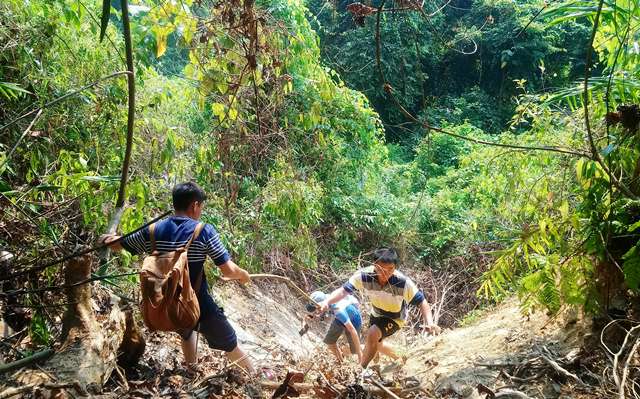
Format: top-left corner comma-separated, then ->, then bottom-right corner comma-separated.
10,254 -> 126,394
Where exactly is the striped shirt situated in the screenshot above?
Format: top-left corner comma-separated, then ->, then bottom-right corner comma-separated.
343,266 -> 425,326
121,216 -> 230,317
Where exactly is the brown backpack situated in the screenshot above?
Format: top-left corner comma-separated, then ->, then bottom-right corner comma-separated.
139,222 -> 205,332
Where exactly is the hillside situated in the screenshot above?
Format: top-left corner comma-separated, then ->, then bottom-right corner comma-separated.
2,0 -> 640,397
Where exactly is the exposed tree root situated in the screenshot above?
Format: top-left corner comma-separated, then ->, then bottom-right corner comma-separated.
2,254 -> 127,396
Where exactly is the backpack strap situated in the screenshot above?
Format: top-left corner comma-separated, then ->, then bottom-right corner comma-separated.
184,222 -> 204,251
149,223 -> 157,253
187,223 -> 206,291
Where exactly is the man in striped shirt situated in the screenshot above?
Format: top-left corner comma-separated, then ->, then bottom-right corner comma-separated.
103,182 -> 254,374
319,248 -> 439,369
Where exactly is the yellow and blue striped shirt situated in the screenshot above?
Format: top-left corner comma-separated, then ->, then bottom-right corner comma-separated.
343,266 -> 425,326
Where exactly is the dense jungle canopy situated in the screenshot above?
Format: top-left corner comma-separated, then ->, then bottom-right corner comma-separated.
1,0 -> 640,395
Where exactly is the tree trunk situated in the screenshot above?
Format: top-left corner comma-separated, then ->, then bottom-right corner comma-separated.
9,254 -> 126,395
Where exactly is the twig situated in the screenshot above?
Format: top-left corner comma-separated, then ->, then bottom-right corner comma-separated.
0,348 -> 54,374
620,336 -> 640,399
495,388 -> 533,399
0,71 -> 131,133
2,271 -> 138,296
614,324 -> 640,398
0,110 -> 42,170
368,377 -> 402,399
237,273 -> 317,304
0,381 -> 81,399
114,364 -> 129,392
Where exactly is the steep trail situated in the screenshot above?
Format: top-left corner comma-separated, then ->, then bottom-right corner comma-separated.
128,283 -> 596,398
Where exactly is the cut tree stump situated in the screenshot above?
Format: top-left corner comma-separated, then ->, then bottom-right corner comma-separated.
4,254 -> 127,396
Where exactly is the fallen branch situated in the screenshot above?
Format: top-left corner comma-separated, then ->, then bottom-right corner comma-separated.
258,380 -> 396,396
614,324 -> 640,399
540,346 -> 585,386
494,388 -> 533,399
619,336 -> 640,399
229,273 -> 317,304
368,378 -> 402,399
0,382 -> 80,399
0,348 -> 54,374
1,271 -> 138,296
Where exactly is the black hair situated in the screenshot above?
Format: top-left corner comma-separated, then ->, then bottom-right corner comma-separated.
373,247 -> 399,265
172,181 -> 207,211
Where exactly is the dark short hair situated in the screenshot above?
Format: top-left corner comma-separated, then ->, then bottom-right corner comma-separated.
373,248 -> 399,265
172,182 -> 207,211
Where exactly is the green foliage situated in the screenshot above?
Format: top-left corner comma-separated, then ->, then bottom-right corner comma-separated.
4,0 -> 639,341
307,0 -> 588,142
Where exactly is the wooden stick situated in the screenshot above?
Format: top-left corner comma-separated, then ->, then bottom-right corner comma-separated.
0,348 -> 54,374
368,378 -> 402,399
1,210 -> 170,281
226,273 -> 318,305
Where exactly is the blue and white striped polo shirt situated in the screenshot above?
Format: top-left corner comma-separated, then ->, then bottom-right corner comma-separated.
121,216 -> 230,317
343,266 -> 425,326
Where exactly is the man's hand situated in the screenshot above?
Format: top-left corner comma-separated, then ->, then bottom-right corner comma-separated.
99,234 -> 123,251
99,234 -> 118,245
237,269 -> 251,285
420,324 -> 441,335
318,299 -> 329,313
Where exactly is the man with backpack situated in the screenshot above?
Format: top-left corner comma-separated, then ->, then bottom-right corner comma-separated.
102,182 -> 254,374
305,290 -> 363,363
318,248 -> 440,372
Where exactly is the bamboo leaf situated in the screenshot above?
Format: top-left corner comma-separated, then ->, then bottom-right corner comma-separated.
99,0 -> 111,42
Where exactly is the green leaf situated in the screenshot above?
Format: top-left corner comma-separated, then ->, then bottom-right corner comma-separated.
99,0 -> 111,42
628,220 -> 640,233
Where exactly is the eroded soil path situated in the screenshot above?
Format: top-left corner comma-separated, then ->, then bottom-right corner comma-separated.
119,281 -> 600,399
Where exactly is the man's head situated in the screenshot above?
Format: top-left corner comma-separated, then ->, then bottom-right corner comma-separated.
172,182 -> 207,219
306,291 -> 327,313
372,247 -> 398,285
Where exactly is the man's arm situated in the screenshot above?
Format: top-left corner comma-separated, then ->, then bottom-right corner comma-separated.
319,287 -> 348,312
320,271 -> 363,312
406,279 -> 440,334
419,299 -> 435,326
204,225 -> 250,284
219,260 -> 250,285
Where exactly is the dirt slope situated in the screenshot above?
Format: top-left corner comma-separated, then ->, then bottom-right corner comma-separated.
124,284 -> 595,398
399,298 -> 592,398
